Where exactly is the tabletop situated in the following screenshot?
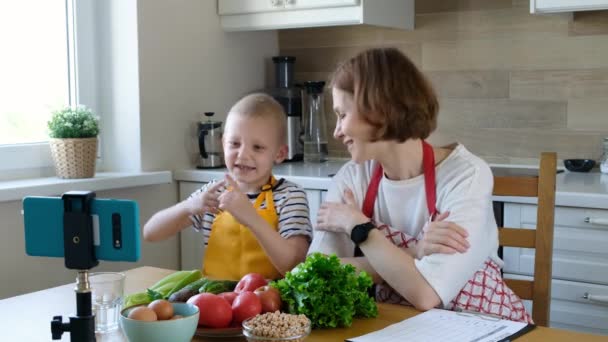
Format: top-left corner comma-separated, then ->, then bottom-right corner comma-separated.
1,266 -> 605,342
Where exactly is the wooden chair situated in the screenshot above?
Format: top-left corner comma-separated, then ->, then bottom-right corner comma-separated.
492,152 -> 557,327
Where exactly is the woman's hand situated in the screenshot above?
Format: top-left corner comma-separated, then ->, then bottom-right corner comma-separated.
218,174 -> 259,226
414,211 -> 470,259
317,188 -> 369,235
185,179 -> 225,215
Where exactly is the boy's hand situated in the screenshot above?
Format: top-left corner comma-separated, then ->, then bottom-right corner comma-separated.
185,180 -> 225,215
218,174 -> 259,226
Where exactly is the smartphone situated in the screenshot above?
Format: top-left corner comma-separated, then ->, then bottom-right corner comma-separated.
23,196 -> 141,262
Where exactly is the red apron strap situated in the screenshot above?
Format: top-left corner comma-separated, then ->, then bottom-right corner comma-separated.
422,140 -> 437,219
361,141 -> 437,220
362,163 -> 383,218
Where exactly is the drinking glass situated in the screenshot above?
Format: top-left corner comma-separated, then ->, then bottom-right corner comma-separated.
89,272 -> 125,333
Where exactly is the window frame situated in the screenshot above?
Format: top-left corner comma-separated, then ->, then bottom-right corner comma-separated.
0,0 -> 98,175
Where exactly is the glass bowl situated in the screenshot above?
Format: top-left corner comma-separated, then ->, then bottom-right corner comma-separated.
242,313 -> 311,342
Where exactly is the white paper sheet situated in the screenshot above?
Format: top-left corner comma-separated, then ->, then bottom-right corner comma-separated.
347,309 -> 531,342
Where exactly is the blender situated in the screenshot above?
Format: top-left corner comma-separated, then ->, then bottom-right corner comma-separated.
266,56 -> 303,162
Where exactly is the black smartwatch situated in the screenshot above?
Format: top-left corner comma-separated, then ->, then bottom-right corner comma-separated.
350,221 -> 376,245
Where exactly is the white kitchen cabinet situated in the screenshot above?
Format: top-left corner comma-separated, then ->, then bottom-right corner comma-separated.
530,0 -> 608,13
305,189 -> 322,225
179,181 -> 207,271
218,0 -> 414,31
178,181 -> 326,270
502,202 -> 608,334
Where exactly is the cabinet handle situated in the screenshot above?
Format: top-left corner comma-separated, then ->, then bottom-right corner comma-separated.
582,292 -> 608,304
270,0 -> 284,7
584,217 -> 608,226
285,0 -> 296,4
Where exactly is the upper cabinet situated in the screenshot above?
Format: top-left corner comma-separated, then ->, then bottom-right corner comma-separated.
531,0 -> 608,13
218,0 -> 414,31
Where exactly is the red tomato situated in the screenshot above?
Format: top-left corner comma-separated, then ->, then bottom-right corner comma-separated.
231,291 -> 262,324
254,285 -> 282,313
218,291 -> 238,305
235,273 -> 267,293
187,293 -> 232,328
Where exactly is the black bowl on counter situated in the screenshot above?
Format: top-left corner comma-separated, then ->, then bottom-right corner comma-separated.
564,159 -> 596,172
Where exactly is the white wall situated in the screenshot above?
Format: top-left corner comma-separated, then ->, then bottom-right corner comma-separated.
137,0 -> 278,171
0,0 -> 278,299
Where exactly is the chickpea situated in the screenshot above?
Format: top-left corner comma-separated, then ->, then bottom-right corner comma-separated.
244,312 -> 311,342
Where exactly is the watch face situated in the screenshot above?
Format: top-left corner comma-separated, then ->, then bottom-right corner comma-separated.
351,222 -> 375,244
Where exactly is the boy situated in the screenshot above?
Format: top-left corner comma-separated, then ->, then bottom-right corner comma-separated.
144,93 -> 312,280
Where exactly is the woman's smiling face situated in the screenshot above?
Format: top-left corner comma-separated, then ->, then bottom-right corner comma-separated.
332,87 -> 376,163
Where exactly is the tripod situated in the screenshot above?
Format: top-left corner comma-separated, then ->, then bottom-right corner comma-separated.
50,191 -> 99,342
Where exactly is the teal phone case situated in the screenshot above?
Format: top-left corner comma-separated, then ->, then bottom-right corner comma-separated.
23,196 -> 141,262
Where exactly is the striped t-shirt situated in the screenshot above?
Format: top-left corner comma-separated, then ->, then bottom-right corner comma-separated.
189,178 -> 312,245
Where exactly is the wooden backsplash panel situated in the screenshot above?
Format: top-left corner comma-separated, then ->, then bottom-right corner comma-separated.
423,36 -> 608,71
279,3 -> 608,164
280,9 -> 567,48
570,11 -> 608,36
416,0 -> 512,14
510,70 -> 608,100
438,99 -> 566,129
281,43 -> 422,72
429,128 -> 604,160
427,71 -> 509,98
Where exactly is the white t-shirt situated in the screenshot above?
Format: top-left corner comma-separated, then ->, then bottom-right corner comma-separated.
309,144 -> 501,306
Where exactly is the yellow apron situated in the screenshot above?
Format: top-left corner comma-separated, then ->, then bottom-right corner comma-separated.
202,176 -> 281,281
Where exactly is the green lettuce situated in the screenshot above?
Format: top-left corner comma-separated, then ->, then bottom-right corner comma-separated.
272,253 -> 378,329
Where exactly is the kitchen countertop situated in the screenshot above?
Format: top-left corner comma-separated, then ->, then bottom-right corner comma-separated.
174,160 -> 346,190
174,161 -> 608,209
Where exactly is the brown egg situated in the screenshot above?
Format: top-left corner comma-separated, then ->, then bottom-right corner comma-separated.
128,306 -> 158,321
170,315 -> 183,320
148,299 -> 174,320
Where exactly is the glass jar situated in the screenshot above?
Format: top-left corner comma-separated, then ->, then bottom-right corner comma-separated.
600,137 -> 608,174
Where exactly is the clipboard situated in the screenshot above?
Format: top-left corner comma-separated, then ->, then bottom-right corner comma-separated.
346,308 -> 535,342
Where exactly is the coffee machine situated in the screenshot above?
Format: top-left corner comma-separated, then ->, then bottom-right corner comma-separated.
266,56 -> 303,162
196,112 -> 225,169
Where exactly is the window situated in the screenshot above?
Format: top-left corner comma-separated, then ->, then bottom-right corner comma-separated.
0,0 -> 96,175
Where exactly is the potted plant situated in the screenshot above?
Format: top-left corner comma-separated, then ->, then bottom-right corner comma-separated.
47,105 -> 100,179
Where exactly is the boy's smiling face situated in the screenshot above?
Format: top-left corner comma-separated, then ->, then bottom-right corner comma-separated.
223,114 -> 287,193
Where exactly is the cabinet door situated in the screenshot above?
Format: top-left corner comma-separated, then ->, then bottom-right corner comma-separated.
505,273 -> 608,335
531,0 -> 608,13
179,182 -> 206,271
502,204 -> 608,284
219,0 -> 358,15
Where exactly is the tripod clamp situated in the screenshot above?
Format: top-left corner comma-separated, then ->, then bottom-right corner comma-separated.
50,191 -> 99,342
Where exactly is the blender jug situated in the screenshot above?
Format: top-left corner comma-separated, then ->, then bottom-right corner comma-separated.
266,56 -> 303,162
197,112 -> 225,169
302,81 -> 328,163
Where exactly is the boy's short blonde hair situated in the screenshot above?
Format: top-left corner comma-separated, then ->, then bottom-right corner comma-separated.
227,93 -> 287,145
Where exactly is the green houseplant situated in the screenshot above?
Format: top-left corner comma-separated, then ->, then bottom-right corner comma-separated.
47,105 -> 100,179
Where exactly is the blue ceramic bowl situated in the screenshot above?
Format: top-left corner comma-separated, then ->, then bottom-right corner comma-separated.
120,303 -> 199,342
564,159 -> 595,172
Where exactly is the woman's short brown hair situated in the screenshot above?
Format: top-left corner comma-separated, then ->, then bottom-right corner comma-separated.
330,47 -> 438,142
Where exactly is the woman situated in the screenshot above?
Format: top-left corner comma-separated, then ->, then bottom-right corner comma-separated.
309,47 -> 532,323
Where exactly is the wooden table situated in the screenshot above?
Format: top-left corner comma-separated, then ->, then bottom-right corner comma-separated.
1,266 -> 605,341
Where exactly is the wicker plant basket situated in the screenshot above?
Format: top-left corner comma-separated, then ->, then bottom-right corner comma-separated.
49,137 -> 98,179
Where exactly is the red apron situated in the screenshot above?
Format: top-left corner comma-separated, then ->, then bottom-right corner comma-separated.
362,141 -> 533,324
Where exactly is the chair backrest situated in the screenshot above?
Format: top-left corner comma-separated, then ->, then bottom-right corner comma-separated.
492,152 -> 557,327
